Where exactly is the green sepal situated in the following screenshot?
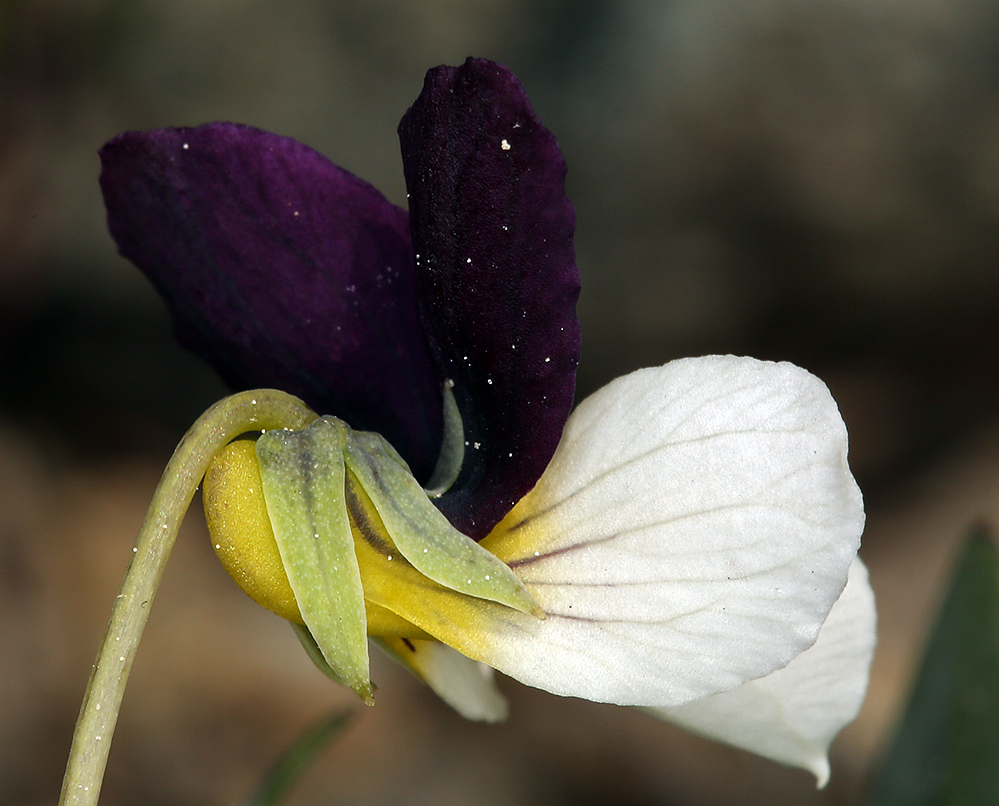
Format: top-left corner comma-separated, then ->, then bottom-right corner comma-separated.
289,622 -> 348,688
423,380 -> 465,497
344,428 -> 542,617
256,419 -> 373,704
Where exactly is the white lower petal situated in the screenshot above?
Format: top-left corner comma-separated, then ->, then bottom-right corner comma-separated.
647,558 -> 876,786
375,638 -> 509,722
477,356 -> 864,706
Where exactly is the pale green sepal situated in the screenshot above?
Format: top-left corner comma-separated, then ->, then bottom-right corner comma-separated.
424,380 -> 465,498
344,429 -> 542,617
256,418 -> 373,704
289,623 -> 349,688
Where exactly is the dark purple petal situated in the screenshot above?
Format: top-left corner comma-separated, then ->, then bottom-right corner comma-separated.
100,123 -> 443,479
399,59 -> 581,538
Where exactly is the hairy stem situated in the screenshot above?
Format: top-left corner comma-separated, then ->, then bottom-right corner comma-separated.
59,390 -> 317,806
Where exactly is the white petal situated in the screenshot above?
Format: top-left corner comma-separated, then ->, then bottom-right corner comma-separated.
478,356 -> 864,706
375,638 -> 509,722
648,558 -> 876,786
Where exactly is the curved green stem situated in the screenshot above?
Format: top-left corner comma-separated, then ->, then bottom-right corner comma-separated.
59,390 -> 317,806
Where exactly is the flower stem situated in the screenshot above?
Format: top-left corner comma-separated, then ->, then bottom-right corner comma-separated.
59,390 -> 317,806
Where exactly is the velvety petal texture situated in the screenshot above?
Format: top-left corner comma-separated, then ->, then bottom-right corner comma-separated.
399,58 -> 581,538
100,124 -> 443,480
465,356 -> 865,706
649,558 -> 876,786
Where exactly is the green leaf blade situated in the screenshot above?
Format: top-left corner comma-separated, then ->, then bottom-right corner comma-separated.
242,710 -> 353,806
869,525 -> 999,806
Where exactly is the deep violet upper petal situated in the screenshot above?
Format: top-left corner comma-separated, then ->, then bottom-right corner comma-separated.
399,59 -> 581,538
100,124 -> 443,480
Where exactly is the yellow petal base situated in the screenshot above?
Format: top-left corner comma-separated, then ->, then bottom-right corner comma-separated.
204,439 -> 304,624
203,427 -> 544,696
203,437 -> 432,640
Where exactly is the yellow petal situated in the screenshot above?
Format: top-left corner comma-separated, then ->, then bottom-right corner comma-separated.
203,438 -> 303,623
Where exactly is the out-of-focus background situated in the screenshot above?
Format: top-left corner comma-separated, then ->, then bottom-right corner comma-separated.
3,1 -> 999,804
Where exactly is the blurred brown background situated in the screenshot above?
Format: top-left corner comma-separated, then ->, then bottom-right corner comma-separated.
3,1 -> 999,804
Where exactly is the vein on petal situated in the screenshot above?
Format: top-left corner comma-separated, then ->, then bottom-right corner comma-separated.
507,426 -> 831,535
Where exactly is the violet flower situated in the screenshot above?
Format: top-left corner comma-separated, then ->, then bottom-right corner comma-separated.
97,58 -> 874,785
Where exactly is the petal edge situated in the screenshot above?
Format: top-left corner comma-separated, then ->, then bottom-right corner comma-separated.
648,558 -> 876,786
100,123 -> 443,478
472,356 -> 864,706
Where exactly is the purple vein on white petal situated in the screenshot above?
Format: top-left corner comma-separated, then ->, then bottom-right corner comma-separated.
507,452 -> 843,572
473,356 -> 862,707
